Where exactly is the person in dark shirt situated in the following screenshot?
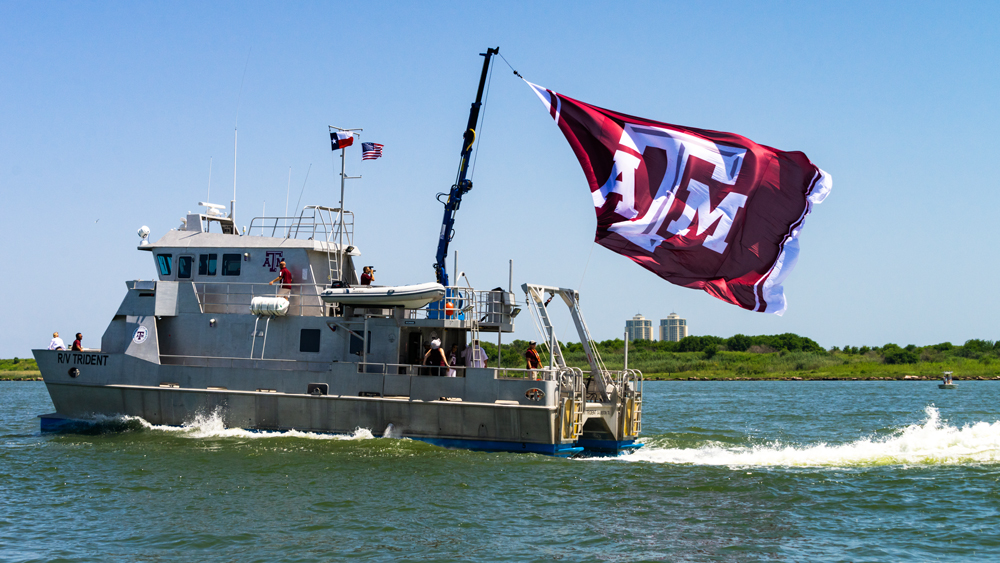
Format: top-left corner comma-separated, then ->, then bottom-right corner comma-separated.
423,339 -> 448,376
360,266 -> 374,286
525,340 -> 542,380
525,341 -> 542,369
269,260 -> 293,297
72,333 -> 83,351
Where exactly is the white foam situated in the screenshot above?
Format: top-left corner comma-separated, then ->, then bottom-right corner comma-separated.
620,406 -> 1000,467
101,410 -> 375,441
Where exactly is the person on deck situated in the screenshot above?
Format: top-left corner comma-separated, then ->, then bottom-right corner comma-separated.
72,333 -> 83,351
423,339 -> 449,376
525,341 -> 543,380
447,344 -> 460,377
269,260 -> 293,298
463,339 -> 487,368
360,266 -> 374,286
47,332 -> 65,350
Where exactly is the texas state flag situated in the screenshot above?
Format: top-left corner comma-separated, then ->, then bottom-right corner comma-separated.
330,131 -> 354,150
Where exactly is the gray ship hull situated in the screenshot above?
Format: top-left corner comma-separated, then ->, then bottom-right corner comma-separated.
34,349 -> 633,456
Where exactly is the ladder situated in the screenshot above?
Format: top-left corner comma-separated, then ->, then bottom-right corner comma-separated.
522,285 -> 567,368
522,283 -> 615,401
560,369 -> 586,440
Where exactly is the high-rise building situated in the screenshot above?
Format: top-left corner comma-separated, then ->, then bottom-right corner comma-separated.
625,313 -> 653,341
660,313 -> 688,342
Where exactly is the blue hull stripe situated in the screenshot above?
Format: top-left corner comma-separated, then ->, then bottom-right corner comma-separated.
412,437 -> 584,456
39,414 -> 641,457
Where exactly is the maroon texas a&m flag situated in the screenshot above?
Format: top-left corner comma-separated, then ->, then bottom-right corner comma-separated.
528,82 -> 832,314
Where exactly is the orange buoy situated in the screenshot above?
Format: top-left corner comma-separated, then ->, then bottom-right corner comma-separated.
445,301 -> 455,317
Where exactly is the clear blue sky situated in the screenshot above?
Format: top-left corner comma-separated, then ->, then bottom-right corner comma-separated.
2,1 -> 998,358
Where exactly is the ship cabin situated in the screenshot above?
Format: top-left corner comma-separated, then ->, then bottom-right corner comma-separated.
122,204 -> 519,377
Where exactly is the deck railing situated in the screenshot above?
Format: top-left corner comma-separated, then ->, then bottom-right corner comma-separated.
190,282 -> 515,324
159,354 -> 331,372
194,282 -> 328,316
246,207 -> 354,243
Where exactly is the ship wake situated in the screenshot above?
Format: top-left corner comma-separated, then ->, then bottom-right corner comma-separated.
89,409 -> 375,441
620,406 -> 1000,467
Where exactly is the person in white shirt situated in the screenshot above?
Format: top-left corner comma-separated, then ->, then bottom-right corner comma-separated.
462,340 -> 488,368
47,332 -> 65,350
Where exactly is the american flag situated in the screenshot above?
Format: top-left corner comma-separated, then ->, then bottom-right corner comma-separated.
361,142 -> 384,160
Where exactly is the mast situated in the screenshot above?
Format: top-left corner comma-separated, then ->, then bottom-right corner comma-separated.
329,126 -> 362,282
433,47 -> 499,287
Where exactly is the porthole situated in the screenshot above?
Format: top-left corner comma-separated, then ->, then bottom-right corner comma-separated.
68,368 -> 80,378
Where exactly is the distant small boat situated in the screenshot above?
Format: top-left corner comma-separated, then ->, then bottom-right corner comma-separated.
939,371 -> 956,389
320,282 -> 445,308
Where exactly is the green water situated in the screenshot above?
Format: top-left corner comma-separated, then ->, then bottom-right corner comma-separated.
2,381 -> 998,561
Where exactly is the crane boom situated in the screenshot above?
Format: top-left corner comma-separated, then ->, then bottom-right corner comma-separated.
433,47 -> 499,287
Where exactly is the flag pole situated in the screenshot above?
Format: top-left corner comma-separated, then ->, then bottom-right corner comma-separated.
329,126 -> 362,282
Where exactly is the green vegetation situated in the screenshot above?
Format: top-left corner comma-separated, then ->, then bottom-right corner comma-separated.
0,357 -> 41,380
481,335 -> 1000,380
7,336 -> 1000,381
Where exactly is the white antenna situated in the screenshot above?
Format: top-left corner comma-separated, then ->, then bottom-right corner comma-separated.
284,167 -> 291,217
293,163 -> 312,216
284,167 -> 292,237
232,47 -> 252,223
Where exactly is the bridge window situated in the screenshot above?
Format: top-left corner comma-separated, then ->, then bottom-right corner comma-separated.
198,254 -> 217,276
156,254 -> 172,276
300,329 -> 321,353
222,254 -> 241,276
177,256 -> 193,279
349,333 -> 363,356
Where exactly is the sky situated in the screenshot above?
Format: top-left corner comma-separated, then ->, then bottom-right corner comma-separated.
2,1 -> 999,358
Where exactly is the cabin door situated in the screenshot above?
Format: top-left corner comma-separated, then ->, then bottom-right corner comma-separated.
405,331 -> 422,366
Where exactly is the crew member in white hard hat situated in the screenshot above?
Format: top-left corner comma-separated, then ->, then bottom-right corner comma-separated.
423,338 -> 449,376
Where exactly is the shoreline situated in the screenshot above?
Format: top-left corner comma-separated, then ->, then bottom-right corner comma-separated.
643,375 -> 1000,381
3,371 -> 997,382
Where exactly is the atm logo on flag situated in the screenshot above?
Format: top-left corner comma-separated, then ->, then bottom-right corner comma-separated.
527,82 -> 832,314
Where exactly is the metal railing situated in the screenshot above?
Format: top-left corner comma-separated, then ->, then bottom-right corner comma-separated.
194,282 -> 328,317
247,207 -> 354,243
405,287 -> 515,323
494,366 -> 585,383
354,362 -> 468,377
160,354 -> 330,372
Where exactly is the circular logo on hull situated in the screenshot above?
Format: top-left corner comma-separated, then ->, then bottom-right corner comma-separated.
525,388 -> 545,401
133,326 -> 149,344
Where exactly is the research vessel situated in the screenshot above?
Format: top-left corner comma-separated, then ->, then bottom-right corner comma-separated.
32,48 -> 643,456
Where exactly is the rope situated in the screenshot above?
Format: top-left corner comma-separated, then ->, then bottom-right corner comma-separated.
577,241 -> 596,294
559,241 -> 596,345
498,53 -> 523,80
470,55 -> 495,180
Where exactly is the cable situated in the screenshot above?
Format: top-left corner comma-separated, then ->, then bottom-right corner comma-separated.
498,53 -> 523,80
560,241 -> 596,344
292,163 -> 313,216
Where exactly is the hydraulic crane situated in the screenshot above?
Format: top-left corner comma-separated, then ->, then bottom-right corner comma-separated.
433,47 -> 499,287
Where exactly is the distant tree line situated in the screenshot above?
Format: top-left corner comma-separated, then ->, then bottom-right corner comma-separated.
829,339 -> 1000,365
479,335 -> 1000,368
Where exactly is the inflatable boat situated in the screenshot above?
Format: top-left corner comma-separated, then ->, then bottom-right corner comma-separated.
320,282 -> 446,308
